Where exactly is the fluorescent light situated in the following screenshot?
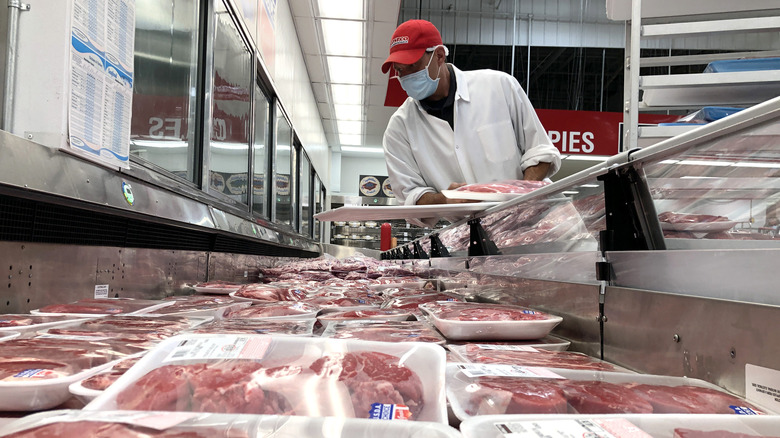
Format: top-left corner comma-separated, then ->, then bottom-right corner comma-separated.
562,191 -> 580,195
330,84 -> 362,105
321,19 -> 363,57
659,159 -> 679,164
732,161 -> 780,169
341,146 -> 383,153
678,159 -> 736,167
562,155 -> 609,161
334,104 -> 362,121
579,184 -> 600,188
327,56 -> 363,84
132,140 -> 188,148
339,134 -> 362,145
337,120 -> 362,135
317,0 -> 364,20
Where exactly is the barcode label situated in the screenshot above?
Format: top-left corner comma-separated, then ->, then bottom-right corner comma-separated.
163,336 -> 270,362
495,419 -> 652,438
458,364 -> 565,379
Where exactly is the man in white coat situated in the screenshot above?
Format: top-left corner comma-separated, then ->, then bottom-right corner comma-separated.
382,20 -> 561,217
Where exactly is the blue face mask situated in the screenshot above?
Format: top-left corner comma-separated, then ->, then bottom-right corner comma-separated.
398,50 -> 440,101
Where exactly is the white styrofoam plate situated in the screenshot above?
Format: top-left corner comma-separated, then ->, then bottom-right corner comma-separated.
420,302 -> 562,341
441,190 -> 521,202
314,203 -> 500,221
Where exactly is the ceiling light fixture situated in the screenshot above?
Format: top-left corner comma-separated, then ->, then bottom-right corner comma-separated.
321,19 -> 363,57
327,56 -> 363,84
330,84 -> 362,105
339,134 -> 362,145
334,104 -> 362,121
317,0 -> 364,20
341,146 -> 383,153
337,120 -> 362,135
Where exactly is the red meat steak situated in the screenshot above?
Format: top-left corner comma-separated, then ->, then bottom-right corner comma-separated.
461,346 -> 615,371
559,380 -> 653,414
3,421 -> 241,438
471,377 -> 568,415
116,362 -> 295,414
630,384 -> 763,414
309,351 -> 424,418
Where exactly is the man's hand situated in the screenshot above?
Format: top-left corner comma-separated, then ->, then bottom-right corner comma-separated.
523,162 -> 551,181
416,182 -> 479,205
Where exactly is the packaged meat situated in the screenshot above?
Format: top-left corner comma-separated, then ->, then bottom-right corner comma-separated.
447,344 -> 625,372
0,330 -> 21,342
419,301 -> 562,341
321,320 -> 446,345
231,283 -> 307,302
0,314 -> 92,336
658,211 -> 737,232
149,295 -> 251,319
193,318 -> 316,336
0,409 -> 463,438
31,298 -> 174,317
191,280 -> 242,294
446,336 -> 571,352
447,364 -> 766,420
317,308 -> 413,328
459,414 -> 780,438
86,334 -> 447,422
442,180 -> 549,202
302,295 -> 381,311
68,354 -> 146,403
381,293 -> 466,316
0,336 -> 143,411
223,301 -> 320,319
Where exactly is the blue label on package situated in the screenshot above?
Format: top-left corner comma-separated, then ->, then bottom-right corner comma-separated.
368,403 -> 411,420
730,405 -> 760,415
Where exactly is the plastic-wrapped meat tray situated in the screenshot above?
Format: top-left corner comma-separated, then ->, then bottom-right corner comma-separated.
230,283 -> 308,302
459,414 -> 780,438
68,353 -> 146,404
446,336 -> 571,352
447,344 -> 628,372
148,295 -> 251,319
446,364 -> 769,420
321,320 -> 446,345
419,301 -> 562,341
0,409 -> 463,438
317,308 -> 413,328
223,301 -> 320,319
191,280 -> 242,294
30,298 -> 174,317
0,337 -> 145,411
86,333 -> 447,423
0,314 -> 93,336
193,318 -> 316,336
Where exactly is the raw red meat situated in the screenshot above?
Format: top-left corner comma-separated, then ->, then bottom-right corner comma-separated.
81,357 -> 143,390
457,345 -> 616,371
0,358 -> 73,380
658,211 -> 730,223
455,180 -> 549,194
381,293 -> 464,311
309,351 -> 424,419
468,377 -> 568,415
0,316 -> 33,327
423,301 -> 552,321
2,421 -> 239,438
559,380 -> 653,414
630,384 -> 763,414
224,302 -> 318,318
319,309 -> 411,321
324,321 -> 445,344
674,429 -> 779,438
116,362 -> 295,414
194,319 -> 313,336
81,315 -> 191,331
234,284 -> 306,301
301,296 -> 376,309
193,280 -> 240,290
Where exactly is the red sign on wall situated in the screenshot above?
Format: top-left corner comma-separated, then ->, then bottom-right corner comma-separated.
535,109 -> 679,156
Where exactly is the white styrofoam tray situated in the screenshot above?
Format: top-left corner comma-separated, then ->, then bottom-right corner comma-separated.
420,302 -> 563,341
86,334 -> 448,423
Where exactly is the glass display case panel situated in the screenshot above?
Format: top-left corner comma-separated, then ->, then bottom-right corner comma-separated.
208,1 -> 252,204
643,119 -> 780,242
130,0 -> 200,181
252,83 -> 270,218
300,152 -> 311,237
274,107 -> 295,228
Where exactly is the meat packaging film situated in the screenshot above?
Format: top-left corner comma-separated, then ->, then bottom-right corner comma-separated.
0,315 -> 94,336
459,414 -> 780,438
84,333 -> 449,423
30,298 -> 176,318
445,364 -> 771,421
0,409 -> 463,438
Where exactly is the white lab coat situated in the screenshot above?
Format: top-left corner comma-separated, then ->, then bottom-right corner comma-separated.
383,65 -> 561,211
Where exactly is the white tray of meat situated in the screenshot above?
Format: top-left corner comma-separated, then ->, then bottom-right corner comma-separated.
0,330 -> 21,342
192,318 -> 317,337
223,301 -> 321,320
447,345 -> 629,372
0,314 -> 94,336
0,337 -> 143,411
446,364 -> 768,421
303,296 -> 381,312
230,283 -> 308,302
321,320 -> 446,345
68,353 -> 146,404
459,414 -> 780,438
419,301 -> 562,341
382,293 -> 466,313
85,333 -> 448,423
30,298 -> 174,318
191,280 -> 242,294
317,309 -> 413,329
0,409 -> 464,438
446,336 -> 571,352
148,295 -> 251,319
442,180 -> 549,202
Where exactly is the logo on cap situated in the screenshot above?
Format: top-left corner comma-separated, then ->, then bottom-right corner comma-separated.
390,36 -> 409,47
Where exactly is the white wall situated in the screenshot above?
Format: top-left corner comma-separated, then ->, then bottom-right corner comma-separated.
338,155 -> 389,197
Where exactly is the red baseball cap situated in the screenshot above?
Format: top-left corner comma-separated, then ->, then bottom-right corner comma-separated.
381,20 -> 443,74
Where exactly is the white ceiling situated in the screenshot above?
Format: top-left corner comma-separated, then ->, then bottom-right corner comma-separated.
289,0 -> 401,156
